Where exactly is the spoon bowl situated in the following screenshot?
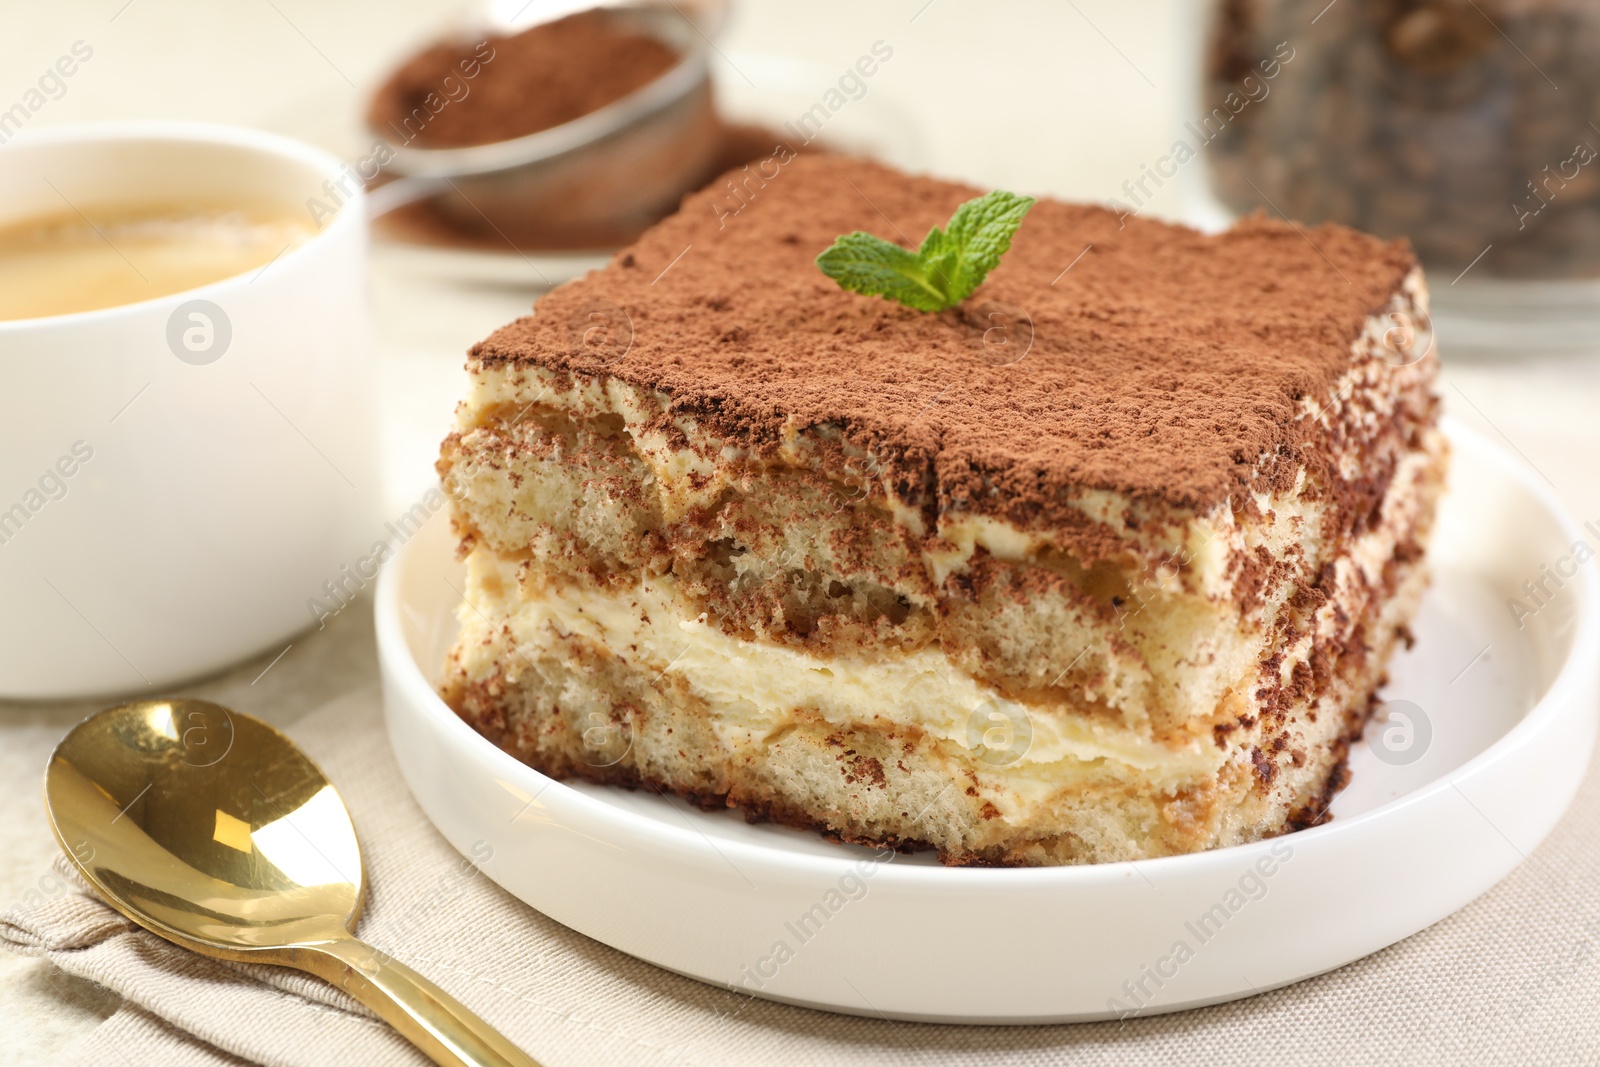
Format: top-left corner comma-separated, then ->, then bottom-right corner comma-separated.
46,699 -> 538,1067
47,699 -> 360,952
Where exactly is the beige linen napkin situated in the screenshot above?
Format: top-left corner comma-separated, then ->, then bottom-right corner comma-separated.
5,684 -> 1600,1066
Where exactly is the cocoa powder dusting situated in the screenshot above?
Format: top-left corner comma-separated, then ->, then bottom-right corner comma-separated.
368,11 -> 678,149
472,155 -> 1419,519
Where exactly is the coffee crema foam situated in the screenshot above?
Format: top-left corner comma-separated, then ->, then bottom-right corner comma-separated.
0,202 -> 314,321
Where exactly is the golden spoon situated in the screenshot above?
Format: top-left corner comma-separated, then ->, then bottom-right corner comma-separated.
44,699 -> 540,1067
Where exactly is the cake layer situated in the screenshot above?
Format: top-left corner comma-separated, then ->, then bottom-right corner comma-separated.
443,423 -> 1447,863
467,155 -> 1423,521
440,296 -> 1440,741
443,537 -> 1429,865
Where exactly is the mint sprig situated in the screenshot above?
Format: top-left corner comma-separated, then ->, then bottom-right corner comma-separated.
815,190 -> 1035,312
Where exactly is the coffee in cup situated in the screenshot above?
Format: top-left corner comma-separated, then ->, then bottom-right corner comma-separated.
0,202 -> 314,321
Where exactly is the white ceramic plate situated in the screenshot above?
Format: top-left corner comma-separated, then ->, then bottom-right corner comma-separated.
376,418 -> 1599,1023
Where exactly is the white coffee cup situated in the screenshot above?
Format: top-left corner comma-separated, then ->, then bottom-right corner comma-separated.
0,122 -> 376,699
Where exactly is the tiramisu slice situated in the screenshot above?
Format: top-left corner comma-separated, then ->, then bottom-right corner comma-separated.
437,154 -> 1445,866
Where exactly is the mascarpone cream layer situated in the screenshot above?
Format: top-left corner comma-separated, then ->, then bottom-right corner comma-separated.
465,556 -> 1229,796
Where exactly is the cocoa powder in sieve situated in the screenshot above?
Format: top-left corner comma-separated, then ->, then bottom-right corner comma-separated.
367,10 -> 679,149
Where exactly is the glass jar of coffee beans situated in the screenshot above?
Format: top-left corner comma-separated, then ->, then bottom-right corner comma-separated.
1205,0 -> 1600,284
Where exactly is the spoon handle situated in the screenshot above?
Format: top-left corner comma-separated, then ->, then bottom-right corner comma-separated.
299,937 -> 541,1067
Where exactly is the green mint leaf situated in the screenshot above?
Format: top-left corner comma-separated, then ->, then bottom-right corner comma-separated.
815,190 -> 1035,312
814,231 -> 950,313
929,190 -> 1036,304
